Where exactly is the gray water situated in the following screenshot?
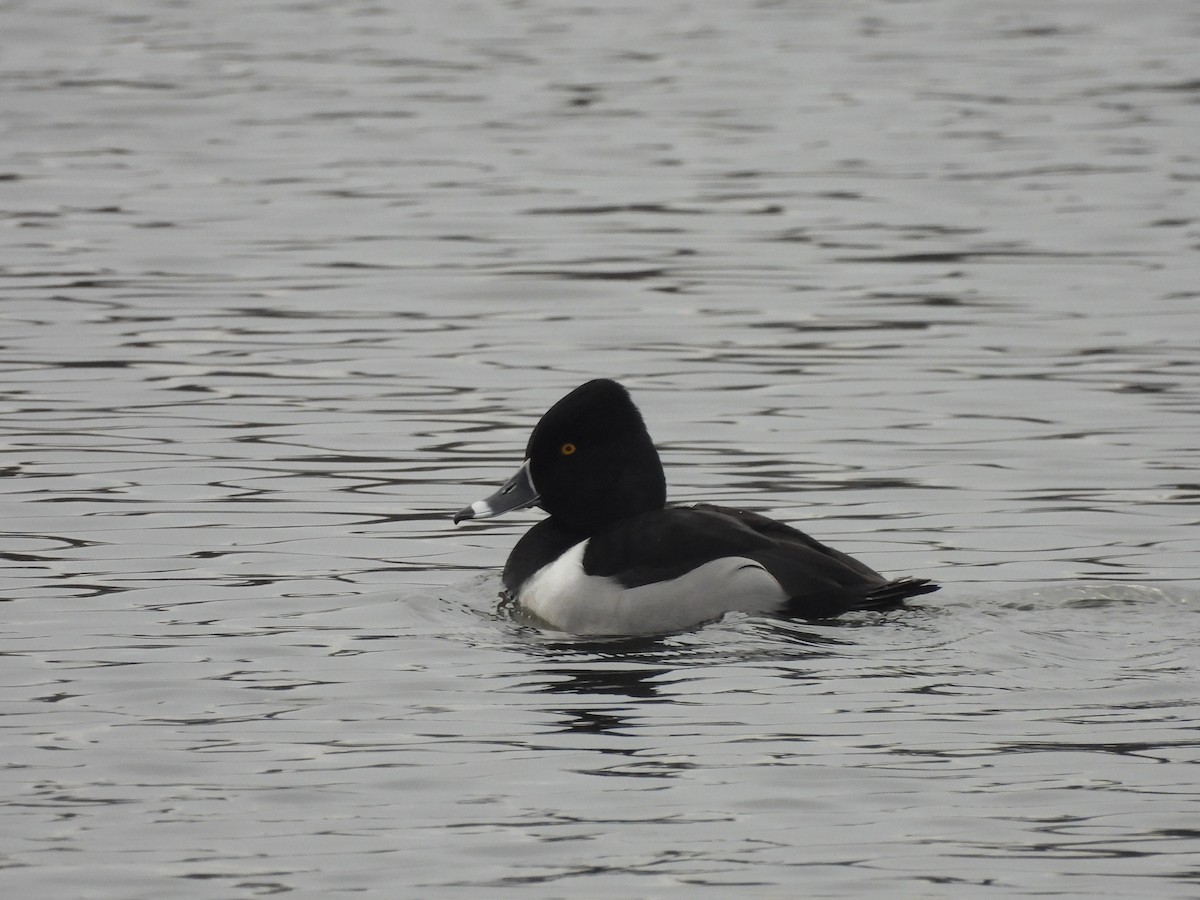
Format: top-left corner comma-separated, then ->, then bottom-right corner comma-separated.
2,0 -> 1198,897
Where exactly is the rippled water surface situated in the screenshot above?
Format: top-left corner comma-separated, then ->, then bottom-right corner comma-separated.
3,0 -> 1199,896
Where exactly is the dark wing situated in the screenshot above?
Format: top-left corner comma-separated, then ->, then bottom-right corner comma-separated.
582,504 -> 938,618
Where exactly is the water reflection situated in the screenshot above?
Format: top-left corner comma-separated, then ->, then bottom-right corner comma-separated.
497,615 -> 887,742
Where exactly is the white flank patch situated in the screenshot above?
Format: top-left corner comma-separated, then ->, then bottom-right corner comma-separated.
517,540 -> 788,636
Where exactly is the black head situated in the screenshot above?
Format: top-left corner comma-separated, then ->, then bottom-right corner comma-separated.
526,379 -> 666,533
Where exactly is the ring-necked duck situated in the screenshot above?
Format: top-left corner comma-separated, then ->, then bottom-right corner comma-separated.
455,379 -> 938,635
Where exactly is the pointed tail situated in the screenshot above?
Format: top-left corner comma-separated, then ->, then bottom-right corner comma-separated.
855,577 -> 940,611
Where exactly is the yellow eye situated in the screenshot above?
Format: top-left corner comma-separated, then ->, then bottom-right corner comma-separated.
560,442 -> 577,456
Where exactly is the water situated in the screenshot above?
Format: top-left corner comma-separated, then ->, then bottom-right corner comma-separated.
2,0 -> 1198,896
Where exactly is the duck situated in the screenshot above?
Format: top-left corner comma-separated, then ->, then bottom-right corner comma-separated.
454,379 -> 939,635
